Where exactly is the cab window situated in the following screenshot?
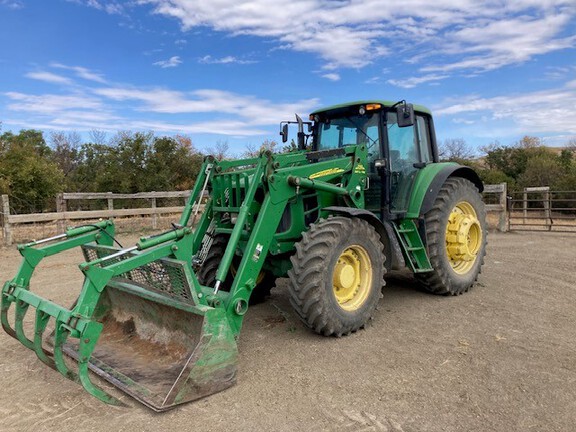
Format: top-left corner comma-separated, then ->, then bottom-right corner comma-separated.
416,115 -> 432,163
316,113 -> 380,155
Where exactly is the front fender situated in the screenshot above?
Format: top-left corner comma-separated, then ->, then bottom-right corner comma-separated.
323,206 -> 406,271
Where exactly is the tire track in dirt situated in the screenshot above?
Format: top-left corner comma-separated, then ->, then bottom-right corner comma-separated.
0,344 -> 138,432
320,406 -> 406,432
0,398 -> 140,432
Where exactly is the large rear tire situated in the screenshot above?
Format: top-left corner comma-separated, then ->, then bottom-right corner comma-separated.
417,177 -> 487,295
197,235 -> 275,305
288,216 -> 386,336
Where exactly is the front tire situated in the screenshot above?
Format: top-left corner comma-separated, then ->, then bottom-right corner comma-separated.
417,177 -> 487,295
288,216 -> 386,336
197,235 -> 275,305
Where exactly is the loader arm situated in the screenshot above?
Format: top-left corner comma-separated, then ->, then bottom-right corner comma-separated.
195,144 -> 369,334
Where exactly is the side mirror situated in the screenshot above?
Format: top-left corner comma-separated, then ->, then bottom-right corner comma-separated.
396,103 -> 415,128
280,123 -> 288,143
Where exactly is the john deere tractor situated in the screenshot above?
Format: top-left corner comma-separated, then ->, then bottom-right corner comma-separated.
1,100 -> 486,410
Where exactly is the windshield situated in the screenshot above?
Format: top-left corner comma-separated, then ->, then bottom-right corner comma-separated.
315,113 -> 379,151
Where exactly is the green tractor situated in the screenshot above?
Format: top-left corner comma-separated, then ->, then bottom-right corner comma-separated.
1,100 -> 486,411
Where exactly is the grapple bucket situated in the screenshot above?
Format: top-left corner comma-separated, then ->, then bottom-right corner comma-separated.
65,244 -> 237,410
61,289 -> 237,411
1,227 -> 238,411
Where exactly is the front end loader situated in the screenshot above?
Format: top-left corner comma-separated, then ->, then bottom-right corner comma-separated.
2,100 -> 487,410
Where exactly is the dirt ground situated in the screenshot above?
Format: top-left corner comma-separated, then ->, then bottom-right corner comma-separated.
0,231 -> 575,432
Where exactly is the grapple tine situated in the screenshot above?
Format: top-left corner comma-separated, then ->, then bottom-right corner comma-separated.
33,308 -> 57,369
77,321 -> 126,407
1,292 -> 17,338
53,323 -> 81,383
14,300 -> 34,350
53,319 -> 125,406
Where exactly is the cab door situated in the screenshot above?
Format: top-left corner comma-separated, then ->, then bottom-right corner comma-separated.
362,114 -> 385,215
386,111 -> 433,213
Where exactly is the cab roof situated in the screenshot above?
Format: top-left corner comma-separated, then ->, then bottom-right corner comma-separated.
310,100 -> 432,116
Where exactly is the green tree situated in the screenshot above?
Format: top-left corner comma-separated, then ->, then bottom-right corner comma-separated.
115,132 -> 152,193
72,143 -> 119,192
483,145 -> 529,180
145,135 -> 203,191
50,131 -> 82,190
0,130 -> 64,213
479,136 -> 576,193
517,153 -> 562,189
477,168 -> 515,188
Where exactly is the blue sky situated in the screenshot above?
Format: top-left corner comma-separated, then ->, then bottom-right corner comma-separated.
0,0 -> 575,154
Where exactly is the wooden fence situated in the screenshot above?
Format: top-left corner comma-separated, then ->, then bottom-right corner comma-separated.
0,183 -> 512,246
1,191 -> 195,246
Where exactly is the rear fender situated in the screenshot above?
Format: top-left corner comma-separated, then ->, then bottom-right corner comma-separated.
323,206 -> 405,271
406,164 -> 483,218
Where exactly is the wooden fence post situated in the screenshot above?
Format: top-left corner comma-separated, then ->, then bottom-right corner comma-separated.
499,183 -> 508,232
56,193 -> 67,233
544,189 -> 551,231
522,191 -> 528,225
151,195 -> 158,230
2,194 -> 12,246
483,183 -> 509,233
107,192 -> 114,211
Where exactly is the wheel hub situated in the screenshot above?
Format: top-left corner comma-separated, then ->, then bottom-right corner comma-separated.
445,201 -> 482,274
332,246 -> 372,311
334,263 -> 356,290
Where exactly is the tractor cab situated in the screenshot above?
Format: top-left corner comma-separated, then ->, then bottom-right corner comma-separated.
281,100 -> 439,218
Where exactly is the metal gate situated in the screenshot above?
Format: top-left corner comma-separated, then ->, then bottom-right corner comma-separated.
508,187 -> 576,232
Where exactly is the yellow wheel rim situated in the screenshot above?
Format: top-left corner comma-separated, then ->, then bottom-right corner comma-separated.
445,201 -> 482,275
332,245 -> 373,311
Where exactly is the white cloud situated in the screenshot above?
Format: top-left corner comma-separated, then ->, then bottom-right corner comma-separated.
435,79 -> 576,135
5,92 -> 104,114
451,118 -> 475,125
4,66 -> 320,136
544,66 -> 575,81
124,119 -> 268,136
93,86 -> 318,124
138,0 -> 576,79
143,48 -> 163,56
0,0 -> 23,9
322,73 -> 340,82
422,13 -> 576,73
153,56 -> 182,68
50,63 -> 107,83
25,71 -> 74,85
198,55 -> 256,65
387,74 -> 448,88
67,0 -> 124,15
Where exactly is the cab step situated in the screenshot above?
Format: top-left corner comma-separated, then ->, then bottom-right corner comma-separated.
393,219 -> 433,273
